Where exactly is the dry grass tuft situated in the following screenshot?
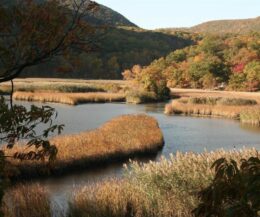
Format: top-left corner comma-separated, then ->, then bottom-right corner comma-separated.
13,91 -> 125,105
69,148 -> 258,217
2,184 -> 51,217
240,108 -> 260,126
3,114 -> 164,179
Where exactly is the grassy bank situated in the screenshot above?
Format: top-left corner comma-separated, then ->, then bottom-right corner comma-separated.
3,114 -> 164,179
171,88 -> 260,104
13,91 -> 126,105
1,78 -> 128,94
165,97 -> 260,126
68,148 -> 257,217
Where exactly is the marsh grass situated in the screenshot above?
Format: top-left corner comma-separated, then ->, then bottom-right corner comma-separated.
13,91 -> 126,105
165,97 -> 260,125
3,114 -> 164,179
165,100 -> 244,119
186,97 -> 257,106
240,108 -> 260,126
0,79 -> 127,94
69,148 -> 258,217
2,184 -> 51,217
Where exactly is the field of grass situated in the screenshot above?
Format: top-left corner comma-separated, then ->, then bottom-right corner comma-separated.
0,78 -> 128,97
3,148 -> 257,217
3,114 -> 164,179
2,184 -> 52,217
165,97 -> 260,126
171,88 -> 260,103
68,148 -> 257,217
13,91 -> 126,105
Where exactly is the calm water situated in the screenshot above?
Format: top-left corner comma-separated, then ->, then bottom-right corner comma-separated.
14,101 -> 260,214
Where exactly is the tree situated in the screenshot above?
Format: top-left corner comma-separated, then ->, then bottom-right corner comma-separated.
244,61 -> 260,91
0,0 -> 97,83
193,156 -> 260,217
0,0 -> 98,215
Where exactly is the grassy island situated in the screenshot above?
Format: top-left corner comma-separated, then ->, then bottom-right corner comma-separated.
165,97 -> 260,126
3,114 -> 164,179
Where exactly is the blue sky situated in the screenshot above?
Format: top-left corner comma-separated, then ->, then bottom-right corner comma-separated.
95,0 -> 260,29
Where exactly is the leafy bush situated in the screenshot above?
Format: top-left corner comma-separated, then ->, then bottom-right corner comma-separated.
126,89 -> 157,104
193,156 -> 260,217
123,64 -> 170,102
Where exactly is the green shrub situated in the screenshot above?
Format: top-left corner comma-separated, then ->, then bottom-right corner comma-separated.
193,156 -> 260,217
126,89 -> 157,104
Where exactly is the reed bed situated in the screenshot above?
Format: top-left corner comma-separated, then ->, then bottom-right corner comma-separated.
3,114 -> 164,179
240,108 -> 260,126
13,91 -> 126,105
165,99 -> 244,119
69,148 -> 258,217
1,79 -> 128,94
171,88 -> 260,104
165,97 -> 260,124
186,97 -> 257,106
2,184 -> 51,217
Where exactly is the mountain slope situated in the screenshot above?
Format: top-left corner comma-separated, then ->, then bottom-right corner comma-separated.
2,0 -> 137,27
84,3 -> 137,27
190,16 -> 260,34
159,17 -> 260,34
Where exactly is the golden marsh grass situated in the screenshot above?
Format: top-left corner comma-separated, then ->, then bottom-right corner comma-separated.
165,97 -> 260,125
13,91 -> 126,105
3,114 -> 164,179
69,148 -> 258,217
171,88 -> 260,104
2,184 -> 51,217
2,149 -> 257,217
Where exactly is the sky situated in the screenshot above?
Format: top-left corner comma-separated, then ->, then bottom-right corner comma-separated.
95,0 -> 260,30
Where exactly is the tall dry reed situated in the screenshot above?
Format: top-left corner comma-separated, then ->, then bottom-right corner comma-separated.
69,148 -> 258,217
2,184 -> 51,217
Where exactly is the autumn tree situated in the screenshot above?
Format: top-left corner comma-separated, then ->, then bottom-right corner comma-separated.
0,0 -> 98,214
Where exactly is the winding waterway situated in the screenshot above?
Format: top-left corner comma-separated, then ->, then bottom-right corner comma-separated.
14,100 -> 260,215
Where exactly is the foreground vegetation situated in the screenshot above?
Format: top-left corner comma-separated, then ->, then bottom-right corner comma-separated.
3,148 -> 257,217
165,97 -> 260,126
3,114 -> 164,179
68,148 -> 258,217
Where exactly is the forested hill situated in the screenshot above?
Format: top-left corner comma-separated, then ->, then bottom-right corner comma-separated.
20,0 -> 193,79
25,27 -> 193,79
159,17 -> 260,34
191,17 -> 260,34
83,3 -> 137,27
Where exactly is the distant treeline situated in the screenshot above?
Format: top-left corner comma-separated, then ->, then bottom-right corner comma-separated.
22,27 -> 193,79
127,32 -> 260,91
